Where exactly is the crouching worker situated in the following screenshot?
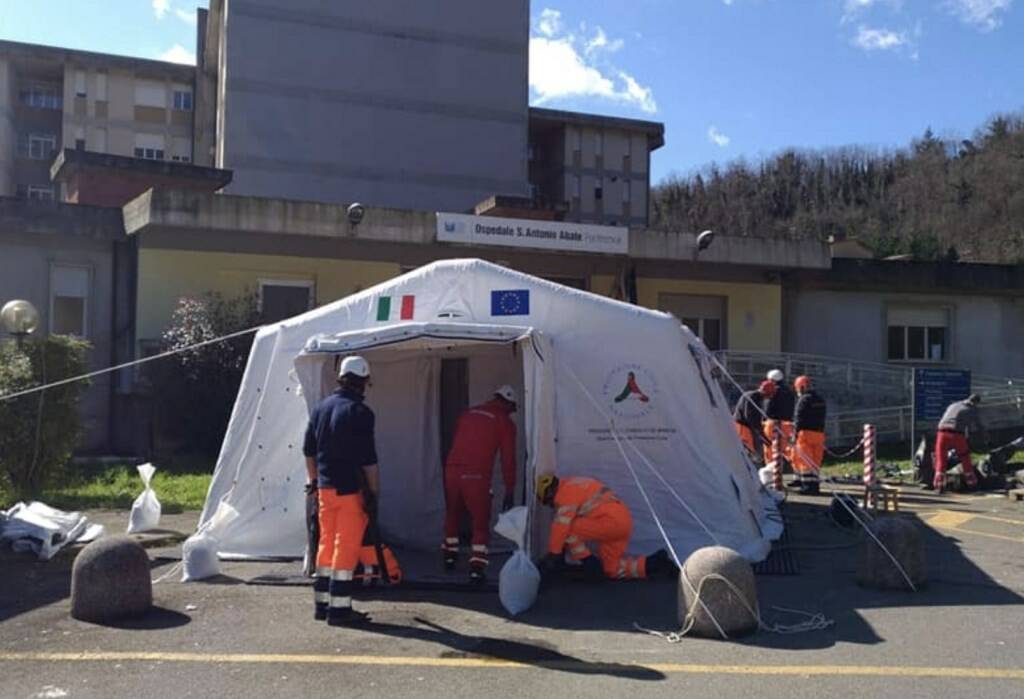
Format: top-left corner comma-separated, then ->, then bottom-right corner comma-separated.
535,474 -> 676,581
303,355 -> 378,626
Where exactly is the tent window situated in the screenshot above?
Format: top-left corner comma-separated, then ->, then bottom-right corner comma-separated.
259,279 -> 314,323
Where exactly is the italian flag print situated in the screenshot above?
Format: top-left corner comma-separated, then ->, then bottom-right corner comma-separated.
376,294 -> 415,321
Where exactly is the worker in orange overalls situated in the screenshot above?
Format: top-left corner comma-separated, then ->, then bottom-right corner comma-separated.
791,375 -> 827,495
734,380 -> 777,459
535,474 -> 674,581
441,385 -> 518,583
303,355 -> 378,626
763,368 -> 796,467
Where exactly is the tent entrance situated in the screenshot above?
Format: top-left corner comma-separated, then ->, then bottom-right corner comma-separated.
294,322 -> 550,585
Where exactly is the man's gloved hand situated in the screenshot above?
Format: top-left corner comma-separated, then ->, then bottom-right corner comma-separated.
502,494 -> 515,512
304,482 -> 318,495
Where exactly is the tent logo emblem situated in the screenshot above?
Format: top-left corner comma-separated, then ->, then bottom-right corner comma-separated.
603,364 -> 657,418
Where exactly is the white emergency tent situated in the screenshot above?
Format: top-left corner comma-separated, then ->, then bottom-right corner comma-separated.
198,259 -> 781,563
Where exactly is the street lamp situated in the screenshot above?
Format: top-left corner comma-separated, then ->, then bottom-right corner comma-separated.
692,229 -> 715,261
1,299 -> 40,347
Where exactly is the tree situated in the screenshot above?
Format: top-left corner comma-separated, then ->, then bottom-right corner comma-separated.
149,291 -> 260,456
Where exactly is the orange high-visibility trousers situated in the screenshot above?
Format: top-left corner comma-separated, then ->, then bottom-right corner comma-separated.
735,422 -> 755,453
356,544 -> 402,584
563,502 -> 646,579
316,490 -> 368,573
794,429 -> 825,475
763,420 -> 794,466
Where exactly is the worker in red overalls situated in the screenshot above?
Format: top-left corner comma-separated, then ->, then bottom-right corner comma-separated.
441,385 -> 518,583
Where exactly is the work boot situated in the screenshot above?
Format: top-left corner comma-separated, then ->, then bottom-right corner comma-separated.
327,608 -> 372,627
798,481 -> 820,496
469,563 -> 487,585
644,549 -> 678,578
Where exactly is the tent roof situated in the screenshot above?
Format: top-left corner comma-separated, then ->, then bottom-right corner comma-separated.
302,321 -> 533,355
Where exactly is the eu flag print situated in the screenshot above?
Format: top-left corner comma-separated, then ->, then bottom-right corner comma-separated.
491,289 -> 530,316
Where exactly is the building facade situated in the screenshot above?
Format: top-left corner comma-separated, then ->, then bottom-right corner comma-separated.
0,40 -> 197,202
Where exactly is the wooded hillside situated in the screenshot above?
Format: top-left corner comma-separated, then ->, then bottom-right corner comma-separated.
651,114 -> 1024,263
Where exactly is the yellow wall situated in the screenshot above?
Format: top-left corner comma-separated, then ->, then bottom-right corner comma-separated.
637,277 -> 781,352
137,249 -> 400,341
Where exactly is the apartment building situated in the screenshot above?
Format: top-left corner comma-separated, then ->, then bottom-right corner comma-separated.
528,108 -> 664,227
0,40 -> 196,202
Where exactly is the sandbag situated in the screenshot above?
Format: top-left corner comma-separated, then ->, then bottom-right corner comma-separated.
126,463 -> 161,534
494,506 -> 540,616
182,501 -> 239,582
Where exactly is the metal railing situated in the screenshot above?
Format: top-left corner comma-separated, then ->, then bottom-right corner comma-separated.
714,350 -> 1024,445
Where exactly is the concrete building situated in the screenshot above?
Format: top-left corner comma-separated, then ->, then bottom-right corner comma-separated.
785,258 -> 1024,378
0,40 -> 197,202
0,198 -> 128,452
122,189 -> 830,359
203,0 -> 530,211
528,108 -> 664,227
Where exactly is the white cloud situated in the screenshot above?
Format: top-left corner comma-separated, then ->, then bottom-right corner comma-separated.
536,8 -> 562,37
944,0 -> 1013,31
529,9 -> 657,113
174,8 -> 197,26
841,0 -> 904,23
158,43 -> 196,64
152,0 -> 170,19
852,24 -> 911,50
707,125 -> 731,148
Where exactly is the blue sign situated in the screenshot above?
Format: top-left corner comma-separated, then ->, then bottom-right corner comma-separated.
491,289 -> 530,316
914,368 -> 971,422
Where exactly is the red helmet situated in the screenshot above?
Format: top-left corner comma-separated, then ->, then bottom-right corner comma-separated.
794,375 -> 812,392
758,380 -> 777,398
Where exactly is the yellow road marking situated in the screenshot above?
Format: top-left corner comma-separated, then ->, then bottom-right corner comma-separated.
926,511 -> 976,529
0,651 -> 1023,680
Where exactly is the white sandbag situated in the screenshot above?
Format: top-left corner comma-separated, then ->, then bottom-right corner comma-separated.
127,463 -> 161,534
182,501 -> 239,582
494,506 -> 540,616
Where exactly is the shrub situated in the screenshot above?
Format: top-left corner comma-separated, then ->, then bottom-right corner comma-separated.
150,291 -> 259,456
0,336 -> 91,499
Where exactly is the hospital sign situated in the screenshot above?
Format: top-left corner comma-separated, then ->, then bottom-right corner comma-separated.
436,212 -> 629,255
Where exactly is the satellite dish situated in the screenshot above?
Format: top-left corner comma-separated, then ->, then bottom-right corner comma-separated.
696,229 -> 715,252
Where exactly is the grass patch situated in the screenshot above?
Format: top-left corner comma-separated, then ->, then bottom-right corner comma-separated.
1,456 -> 215,513
820,442 -> 988,479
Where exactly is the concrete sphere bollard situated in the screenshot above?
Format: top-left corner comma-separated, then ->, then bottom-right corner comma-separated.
857,516 -> 927,590
71,535 -> 152,622
679,546 -> 759,638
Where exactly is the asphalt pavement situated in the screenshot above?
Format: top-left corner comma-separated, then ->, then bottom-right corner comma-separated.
2,485 -> 1023,698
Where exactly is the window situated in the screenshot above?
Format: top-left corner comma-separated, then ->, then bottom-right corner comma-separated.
27,185 -> 55,201
18,133 -> 57,160
259,280 -> 314,323
74,70 -> 87,97
95,128 -> 107,152
594,130 -> 603,156
96,73 -> 108,101
173,89 -> 193,112
623,153 -> 632,172
50,265 -> 90,337
595,181 -> 603,200
19,83 -> 61,109
659,294 -> 727,351
887,306 -> 950,361
134,80 -> 166,107
570,128 -> 581,167
134,133 -> 166,161
622,181 -> 631,203
170,138 -> 192,163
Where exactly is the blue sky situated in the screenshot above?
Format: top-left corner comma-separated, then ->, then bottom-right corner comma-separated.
1,1 -> 1021,183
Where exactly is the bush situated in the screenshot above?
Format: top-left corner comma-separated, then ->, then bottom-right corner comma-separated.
0,336 -> 91,499
150,292 -> 259,456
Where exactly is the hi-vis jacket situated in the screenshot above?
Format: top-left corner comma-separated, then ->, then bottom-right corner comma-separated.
548,477 -> 622,554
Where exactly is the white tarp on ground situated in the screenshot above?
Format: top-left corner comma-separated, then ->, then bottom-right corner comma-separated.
0,501 -> 105,560
198,259 -> 781,562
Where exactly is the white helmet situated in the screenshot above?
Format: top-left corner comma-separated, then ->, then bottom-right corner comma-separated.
495,385 -> 516,404
766,369 -> 784,382
338,355 -> 370,379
